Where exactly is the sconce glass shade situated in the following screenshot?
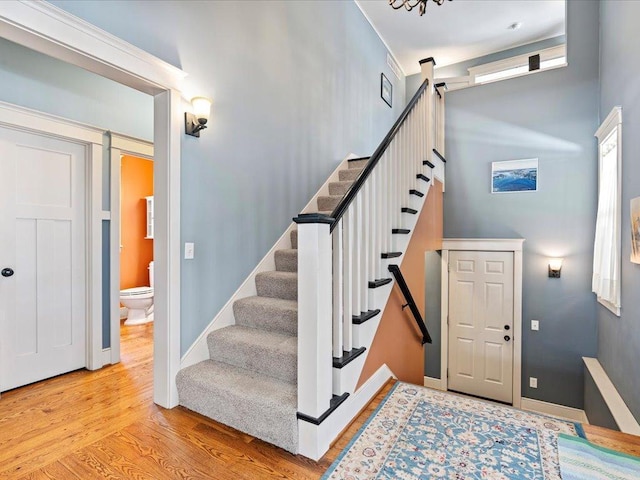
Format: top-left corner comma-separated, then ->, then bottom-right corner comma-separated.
185,96 -> 212,137
191,96 -> 212,122
548,258 -> 563,278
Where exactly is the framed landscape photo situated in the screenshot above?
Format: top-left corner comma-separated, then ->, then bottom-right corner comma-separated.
631,196 -> 640,264
491,158 -> 538,193
381,73 -> 392,108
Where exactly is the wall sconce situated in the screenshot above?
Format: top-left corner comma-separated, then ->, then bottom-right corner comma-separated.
548,258 -> 563,278
185,96 -> 212,137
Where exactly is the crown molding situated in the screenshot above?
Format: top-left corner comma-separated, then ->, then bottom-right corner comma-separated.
0,1 -> 187,94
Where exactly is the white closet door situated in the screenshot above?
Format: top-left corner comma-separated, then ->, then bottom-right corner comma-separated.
0,127 -> 87,392
448,250 -> 514,403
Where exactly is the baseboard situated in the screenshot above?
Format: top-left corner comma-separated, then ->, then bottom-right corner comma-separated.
423,376 -> 445,391
521,397 -> 588,424
583,357 -> 640,435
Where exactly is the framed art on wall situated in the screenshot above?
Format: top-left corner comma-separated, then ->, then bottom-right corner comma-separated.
381,73 -> 392,108
491,158 -> 538,193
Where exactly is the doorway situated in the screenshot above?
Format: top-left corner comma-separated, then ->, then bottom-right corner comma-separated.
0,3 -> 185,408
441,238 -> 524,408
108,135 -> 155,364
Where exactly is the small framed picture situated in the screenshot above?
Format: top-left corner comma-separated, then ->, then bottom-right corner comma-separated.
631,196 -> 640,264
381,73 -> 392,108
491,158 -> 538,193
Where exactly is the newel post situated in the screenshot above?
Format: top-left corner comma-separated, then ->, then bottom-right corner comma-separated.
419,57 -> 436,157
293,213 -> 333,420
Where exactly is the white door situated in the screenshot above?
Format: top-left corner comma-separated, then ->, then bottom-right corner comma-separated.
448,250 -> 514,403
0,127 -> 87,392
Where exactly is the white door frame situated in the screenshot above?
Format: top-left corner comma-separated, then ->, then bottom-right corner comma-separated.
0,1 -> 187,408
108,133 -> 154,365
441,238 -> 524,408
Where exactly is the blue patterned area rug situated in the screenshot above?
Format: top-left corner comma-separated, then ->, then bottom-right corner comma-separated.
558,433 -> 640,480
322,382 -> 585,480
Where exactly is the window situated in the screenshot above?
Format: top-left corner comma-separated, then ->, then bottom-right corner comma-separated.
592,107 -> 622,316
468,45 -> 567,85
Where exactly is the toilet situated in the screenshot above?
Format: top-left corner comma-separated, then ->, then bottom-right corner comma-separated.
120,261 -> 154,325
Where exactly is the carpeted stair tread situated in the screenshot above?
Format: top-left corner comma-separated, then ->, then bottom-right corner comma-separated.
176,359 -> 297,453
317,195 -> 344,212
339,167 -> 363,182
233,296 -> 297,336
207,325 -> 297,384
348,158 -> 369,169
329,180 -> 354,196
290,229 -> 298,249
256,271 -> 298,301
274,249 -> 298,272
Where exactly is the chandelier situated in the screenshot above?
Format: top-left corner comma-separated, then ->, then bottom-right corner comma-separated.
388,0 -> 451,16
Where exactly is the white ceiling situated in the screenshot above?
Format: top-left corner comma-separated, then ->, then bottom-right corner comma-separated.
355,0 -> 566,76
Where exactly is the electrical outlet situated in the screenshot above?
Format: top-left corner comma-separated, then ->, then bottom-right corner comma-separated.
529,377 -> 538,389
184,242 -> 195,259
531,320 -> 539,331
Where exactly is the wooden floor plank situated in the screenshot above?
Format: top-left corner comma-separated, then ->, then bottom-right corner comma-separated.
2,321 -> 638,480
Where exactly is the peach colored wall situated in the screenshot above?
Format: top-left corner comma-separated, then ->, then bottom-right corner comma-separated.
356,180 -> 443,388
120,155 -> 153,290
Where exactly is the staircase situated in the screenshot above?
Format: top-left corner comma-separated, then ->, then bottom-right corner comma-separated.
176,160 -> 368,453
177,58 -> 445,459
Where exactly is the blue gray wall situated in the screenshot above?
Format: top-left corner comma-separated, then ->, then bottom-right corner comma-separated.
441,0 -> 599,408
596,0 -> 640,421
424,251 -> 442,378
50,0 -> 406,354
584,366 -> 618,430
0,38 -> 153,140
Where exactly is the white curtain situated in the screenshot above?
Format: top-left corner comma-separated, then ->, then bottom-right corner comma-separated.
592,139 -> 620,309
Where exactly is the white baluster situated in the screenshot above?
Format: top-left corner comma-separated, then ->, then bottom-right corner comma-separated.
343,206 -> 353,351
332,220 -> 343,358
374,167 -> 382,279
353,194 -> 362,318
383,154 -> 390,255
361,183 -> 370,311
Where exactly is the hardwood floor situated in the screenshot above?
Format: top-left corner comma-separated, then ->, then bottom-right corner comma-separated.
0,323 -> 637,479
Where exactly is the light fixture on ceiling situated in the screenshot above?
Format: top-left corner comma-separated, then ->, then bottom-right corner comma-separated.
185,96 -> 212,137
388,0 -> 451,16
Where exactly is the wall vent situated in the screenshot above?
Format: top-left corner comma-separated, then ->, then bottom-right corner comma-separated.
387,53 -> 403,80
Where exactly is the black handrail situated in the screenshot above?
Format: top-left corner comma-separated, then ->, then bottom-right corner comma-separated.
329,77 -> 430,232
388,264 -> 432,345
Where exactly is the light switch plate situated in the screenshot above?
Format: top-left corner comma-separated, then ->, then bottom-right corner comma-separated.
529,377 -> 538,388
531,320 -> 539,331
184,242 -> 194,259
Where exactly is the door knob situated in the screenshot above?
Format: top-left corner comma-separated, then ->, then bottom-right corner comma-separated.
1,267 -> 14,277
504,335 -> 511,342
504,325 -> 510,330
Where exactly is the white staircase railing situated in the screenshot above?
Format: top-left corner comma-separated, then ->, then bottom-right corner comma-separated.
294,59 -> 445,459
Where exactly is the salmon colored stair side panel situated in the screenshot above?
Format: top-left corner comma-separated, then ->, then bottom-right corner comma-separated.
356,180 -> 443,389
